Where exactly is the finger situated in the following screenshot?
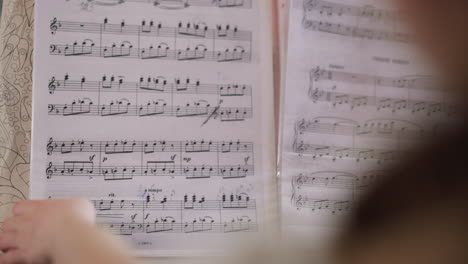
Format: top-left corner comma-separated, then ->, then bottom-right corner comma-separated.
69,198 -> 96,223
1,218 -> 17,232
12,200 -> 40,216
0,249 -> 25,264
0,232 -> 17,251
1,216 -> 30,234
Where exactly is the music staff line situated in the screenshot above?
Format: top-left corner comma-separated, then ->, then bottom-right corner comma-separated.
93,195 -> 257,235
292,195 -> 352,214
46,139 -> 254,155
293,142 -> 401,163
47,101 -> 252,121
302,0 -> 398,21
292,171 -> 382,190
295,118 -> 427,141
49,17 -> 252,63
82,0 -> 253,9
51,19 -> 252,42
100,221 -> 257,235
93,196 -> 255,211
48,75 -> 252,97
310,67 -> 438,90
302,18 -> 409,43
46,162 -> 254,180
308,68 -> 452,115
49,43 -> 251,62
309,88 -> 456,116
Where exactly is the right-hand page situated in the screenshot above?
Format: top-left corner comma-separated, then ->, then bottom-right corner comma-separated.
279,0 -> 455,242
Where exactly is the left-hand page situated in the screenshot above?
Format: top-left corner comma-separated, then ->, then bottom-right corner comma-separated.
31,0 -> 275,256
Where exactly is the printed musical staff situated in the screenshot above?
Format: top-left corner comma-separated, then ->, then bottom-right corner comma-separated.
310,67 -> 439,90
46,138 -> 254,181
296,118 -> 426,140
303,0 -> 397,21
92,194 -> 257,235
292,116 -> 427,163
308,67 -> 454,116
49,43 -> 251,62
46,139 -> 254,155
47,163 -> 254,180
51,19 -> 252,42
301,0 -> 408,43
290,170 -> 382,212
310,67 -> 438,90
49,18 -> 252,63
302,19 -> 409,43
101,221 -> 258,235
79,0 -> 253,10
278,0 -> 452,233
293,142 -> 400,163
35,0 -> 267,248
309,88 -> 456,116
48,101 -> 252,121
93,195 -> 255,211
48,74 -> 252,97
292,195 -> 352,214
292,170 -> 382,190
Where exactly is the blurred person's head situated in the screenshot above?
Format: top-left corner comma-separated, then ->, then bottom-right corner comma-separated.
334,137 -> 468,264
331,4 -> 468,263
395,0 -> 468,86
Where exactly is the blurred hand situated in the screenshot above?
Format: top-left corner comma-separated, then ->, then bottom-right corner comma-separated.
0,199 -> 95,264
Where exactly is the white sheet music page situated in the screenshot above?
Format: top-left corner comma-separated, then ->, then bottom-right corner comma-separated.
31,0 -> 275,256
279,0 -> 454,243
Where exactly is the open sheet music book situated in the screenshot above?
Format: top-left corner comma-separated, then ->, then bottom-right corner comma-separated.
30,0 -> 452,256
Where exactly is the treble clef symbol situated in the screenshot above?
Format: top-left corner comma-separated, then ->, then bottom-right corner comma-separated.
295,174 -> 305,188
296,119 -> 307,134
46,162 -> 53,179
295,195 -> 304,209
308,87 -> 321,103
311,66 -> 322,82
49,77 -> 56,94
50,17 -> 58,35
47,137 -> 54,155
